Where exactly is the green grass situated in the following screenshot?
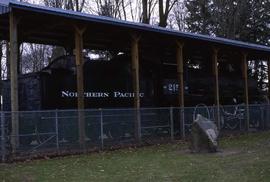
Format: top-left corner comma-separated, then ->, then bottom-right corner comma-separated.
1,132 -> 270,182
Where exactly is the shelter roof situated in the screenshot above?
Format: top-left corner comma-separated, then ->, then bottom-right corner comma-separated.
0,0 -> 269,58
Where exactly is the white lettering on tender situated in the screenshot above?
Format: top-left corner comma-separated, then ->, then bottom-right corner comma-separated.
114,92 -> 144,98
61,91 -> 144,98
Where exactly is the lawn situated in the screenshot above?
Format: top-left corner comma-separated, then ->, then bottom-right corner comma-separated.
1,132 -> 270,182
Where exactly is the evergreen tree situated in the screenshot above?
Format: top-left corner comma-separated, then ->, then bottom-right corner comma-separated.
185,0 -> 270,44
184,0 -> 212,34
242,0 -> 270,45
211,0 -> 250,39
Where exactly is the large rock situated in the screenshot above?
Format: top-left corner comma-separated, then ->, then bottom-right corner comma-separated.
190,114 -> 219,153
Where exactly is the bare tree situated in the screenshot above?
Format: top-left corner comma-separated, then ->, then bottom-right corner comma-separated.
172,0 -> 186,31
43,0 -> 65,8
90,0 -> 130,20
20,44 -> 52,74
158,0 -> 177,27
43,0 -> 85,11
65,0 -> 85,11
142,0 -> 157,24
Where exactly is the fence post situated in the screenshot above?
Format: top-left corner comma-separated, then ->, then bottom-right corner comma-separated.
266,104 -> 269,130
55,110 -> 59,152
1,112 -> 6,162
267,104 -> 270,130
100,109 -> 104,150
260,106 -> 264,130
138,109 -> 141,143
170,107 -> 174,140
181,108 -> 185,139
245,105 -> 250,131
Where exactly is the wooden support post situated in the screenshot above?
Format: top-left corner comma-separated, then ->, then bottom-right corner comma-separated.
176,41 -> 184,108
10,11 -> 19,152
176,40 -> 185,138
74,26 -> 85,149
131,34 -> 141,142
242,52 -> 249,131
212,48 -> 221,130
17,43 -> 21,75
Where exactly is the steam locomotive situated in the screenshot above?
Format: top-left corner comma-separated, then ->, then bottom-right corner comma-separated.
1,53 -> 265,145
2,53 -> 265,111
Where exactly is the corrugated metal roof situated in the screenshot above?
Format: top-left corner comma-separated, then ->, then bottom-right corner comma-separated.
4,0 -> 270,53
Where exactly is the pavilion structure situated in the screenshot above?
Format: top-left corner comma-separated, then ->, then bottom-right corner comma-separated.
0,0 -> 270,151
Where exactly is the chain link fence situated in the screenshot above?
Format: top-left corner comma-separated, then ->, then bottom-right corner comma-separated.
0,104 -> 269,162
